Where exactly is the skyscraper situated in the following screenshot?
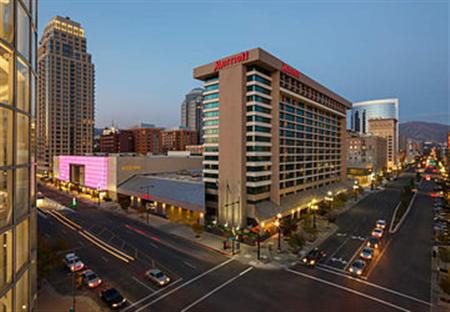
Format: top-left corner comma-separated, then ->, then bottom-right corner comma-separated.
0,0 -> 38,310
37,16 -> 95,172
194,48 -> 351,227
350,98 -> 399,134
181,88 -> 203,143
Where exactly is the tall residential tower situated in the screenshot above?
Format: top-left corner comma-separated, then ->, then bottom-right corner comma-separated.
194,48 -> 351,227
0,0 -> 38,310
37,16 -> 95,172
181,87 -> 203,143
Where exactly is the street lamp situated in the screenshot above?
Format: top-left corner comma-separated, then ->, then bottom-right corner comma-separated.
274,219 -> 281,252
257,221 -> 265,260
325,191 -> 334,210
353,181 -> 359,201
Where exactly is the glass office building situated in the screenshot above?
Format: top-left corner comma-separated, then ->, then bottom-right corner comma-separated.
0,0 -> 37,311
350,98 -> 399,134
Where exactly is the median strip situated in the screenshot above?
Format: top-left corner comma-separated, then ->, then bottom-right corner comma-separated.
45,209 -> 135,263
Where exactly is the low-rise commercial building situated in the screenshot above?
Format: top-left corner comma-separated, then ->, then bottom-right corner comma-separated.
346,130 -> 387,181
162,127 -> 198,152
132,127 -> 163,155
99,127 -> 134,153
52,155 -> 202,201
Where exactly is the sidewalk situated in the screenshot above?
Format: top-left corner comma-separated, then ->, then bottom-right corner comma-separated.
36,280 -> 106,312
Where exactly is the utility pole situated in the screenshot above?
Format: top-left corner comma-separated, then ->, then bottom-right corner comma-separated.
140,185 -> 154,224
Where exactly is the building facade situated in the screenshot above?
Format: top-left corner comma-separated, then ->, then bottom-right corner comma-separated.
99,127 -> 134,154
346,130 -> 387,175
37,16 -> 95,171
194,48 -> 351,227
181,88 -> 203,143
132,127 -> 163,155
368,118 -> 398,169
350,98 -> 399,134
162,127 -> 198,152
0,0 -> 38,310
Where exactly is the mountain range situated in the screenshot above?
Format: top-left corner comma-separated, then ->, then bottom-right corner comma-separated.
399,121 -> 449,143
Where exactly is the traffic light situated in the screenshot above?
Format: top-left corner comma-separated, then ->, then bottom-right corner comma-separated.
72,197 -> 77,209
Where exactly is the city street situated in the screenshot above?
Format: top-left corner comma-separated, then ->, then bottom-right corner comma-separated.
38,174 -> 434,312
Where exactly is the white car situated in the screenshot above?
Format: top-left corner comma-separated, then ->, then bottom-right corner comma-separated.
349,259 -> 366,276
145,269 -> 170,286
360,247 -> 374,260
63,253 -> 84,272
371,228 -> 383,238
376,219 -> 386,229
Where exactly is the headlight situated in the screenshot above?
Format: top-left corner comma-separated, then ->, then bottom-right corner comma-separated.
310,260 -> 315,265
303,258 -> 307,263
159,281 -> 165,285
357,270 -> 362,275
349,267 -> 353,272
112,303 -> 119,308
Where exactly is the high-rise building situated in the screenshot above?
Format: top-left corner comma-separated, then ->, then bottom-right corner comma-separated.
368,118 -> 398,169
0,0 -> 38,310
350,98 -> 399,134
162,127 -> 198,152
132,128 -> 163,155
37,16 -> 95,171
194,48 -> 351,227
181,88 -> 203,143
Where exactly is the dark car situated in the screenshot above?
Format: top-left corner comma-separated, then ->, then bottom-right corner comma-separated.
366,236 -> 380,249
302,248 -> 325,267
100,288 -> 126,309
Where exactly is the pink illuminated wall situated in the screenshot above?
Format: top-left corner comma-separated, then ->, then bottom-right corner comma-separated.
58,156 -> 109,190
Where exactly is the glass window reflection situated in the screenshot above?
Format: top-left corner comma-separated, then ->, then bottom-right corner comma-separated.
0,170 -> 12,229
16,58 -> 29,112
0,0 -> 14,43
17,3 -> 30,60
0,108 -> 12,166
0,43 -> 12,104
16,113 -> 29,164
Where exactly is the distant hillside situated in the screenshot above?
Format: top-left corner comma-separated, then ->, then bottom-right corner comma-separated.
399,121 -> 449,142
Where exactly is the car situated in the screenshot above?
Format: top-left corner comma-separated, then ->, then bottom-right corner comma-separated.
81,269 -> 102,288
301,248 -> 326,267
63,253 -> 84,272
371,228 -> 383,238
360,247 -> 374,260
145,269 -> 170,286
366,236 -> 380,249
349,259 -> 366,276
100,288 -> 126,309
375,219 -> 386,229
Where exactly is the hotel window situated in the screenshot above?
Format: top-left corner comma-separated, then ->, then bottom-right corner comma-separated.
17,3 -> 30,60
0,230 -> 12,289
0,288 -> 12,312
0,170 -> 12,228
0,108 -> 12,166
0,0 -> 14,43
247,95 -> 270,105
16,113 -> 29,164
203,93 -> 219,100
247,74 -> 270,86
15,168 -> 29,220
0,44 -> 13,104
16,58 -> 29,112
247,85 -> 271,95
204,84 -> 219,92
14,270 -> 29,312
204,111 -> 219,118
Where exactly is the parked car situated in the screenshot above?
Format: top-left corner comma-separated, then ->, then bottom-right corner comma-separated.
349,259 -> 366,276
366,237 -> 380,249
375,219 -> 386,230
145,269 -> 171,286
63,253 -> 84,272
371,228 -> 383,238
81,269 -> 102,288
100,288 -> 126,309
360,247 -> 374,260
302,248 -> 326,267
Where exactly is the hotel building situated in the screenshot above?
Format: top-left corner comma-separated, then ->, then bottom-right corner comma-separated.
368,118 -> 398,169
0,0 -> 38,310
37,16 -> 95,171
194,48 -> 351,227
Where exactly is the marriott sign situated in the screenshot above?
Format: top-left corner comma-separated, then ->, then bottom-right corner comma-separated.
214,51 -> 249,71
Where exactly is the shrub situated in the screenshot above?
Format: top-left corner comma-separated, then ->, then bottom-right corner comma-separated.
288,232 -> 305,254
281,218 -> 298,237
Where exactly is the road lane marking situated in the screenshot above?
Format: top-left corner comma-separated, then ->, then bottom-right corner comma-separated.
316,263 -> 367,280
132,276 -> 156,293
183,261 -> 196,269
121,278 -> 183,311
180,267 -> 254,312
286,268 -> 410,312
126,258 -> 235,312
365,239 -> 392,278
326,236 -> 350,263
317,263 -> 351,275
313,265 -> 431,306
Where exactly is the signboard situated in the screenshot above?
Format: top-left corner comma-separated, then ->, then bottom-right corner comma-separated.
214,51 -> 249,71
281,63 -> 301,79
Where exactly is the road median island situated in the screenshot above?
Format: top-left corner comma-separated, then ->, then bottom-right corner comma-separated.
389,180 -> 417,234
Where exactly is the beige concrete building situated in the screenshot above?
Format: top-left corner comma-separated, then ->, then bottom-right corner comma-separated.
37,16 -> 95,171
194,48 -> 351,227
368,118 -> 398,169
346,130 -> 387,175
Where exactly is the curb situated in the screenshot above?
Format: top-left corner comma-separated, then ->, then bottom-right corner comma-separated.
389,191 -> 418,234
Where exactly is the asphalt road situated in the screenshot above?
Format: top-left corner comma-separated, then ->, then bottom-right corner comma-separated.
38,174 -> 433,312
